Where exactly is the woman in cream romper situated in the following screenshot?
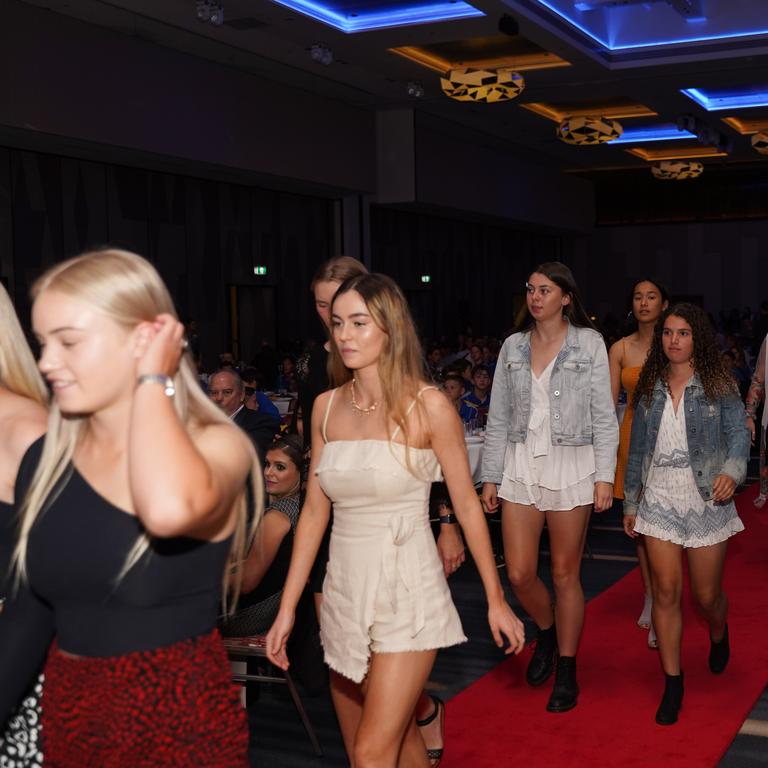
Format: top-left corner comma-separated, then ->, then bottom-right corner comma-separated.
267,273 -> 524,767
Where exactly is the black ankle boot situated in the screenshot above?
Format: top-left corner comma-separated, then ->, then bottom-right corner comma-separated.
709,624 -> 730,674
655,671 -> 684,725
546,656 -> 578,712
526,624 -> 557,687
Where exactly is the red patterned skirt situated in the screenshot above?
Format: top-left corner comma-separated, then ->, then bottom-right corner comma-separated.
42,629 -> 248,767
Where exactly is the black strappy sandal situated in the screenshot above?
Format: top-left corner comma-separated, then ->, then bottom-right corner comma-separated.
416,694 -> 445,767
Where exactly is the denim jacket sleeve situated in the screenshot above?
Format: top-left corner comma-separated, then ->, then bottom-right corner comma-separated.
481,336 -> 512,484
623,398 -> 648,517
589,334 -> 619,484
720,393 -> 750,485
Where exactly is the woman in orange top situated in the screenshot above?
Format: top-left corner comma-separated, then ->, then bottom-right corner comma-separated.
609,279 -> 669,648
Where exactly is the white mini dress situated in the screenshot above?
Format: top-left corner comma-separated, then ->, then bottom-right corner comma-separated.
314,388 -> 467,683
498,357 -> 596,511
634,393 -> 744,548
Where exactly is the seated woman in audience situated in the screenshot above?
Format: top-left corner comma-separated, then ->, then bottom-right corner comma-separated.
276,356 -> 298,394
222,435 -> 303,636
0,283 -> 48,767
624,303 -> 749,725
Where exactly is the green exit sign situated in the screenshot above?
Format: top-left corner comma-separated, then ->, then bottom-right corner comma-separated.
420,275 -> 431,283
254,266 -> 267,276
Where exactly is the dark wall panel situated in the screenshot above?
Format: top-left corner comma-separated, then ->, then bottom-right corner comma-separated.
4,146 -> 336,368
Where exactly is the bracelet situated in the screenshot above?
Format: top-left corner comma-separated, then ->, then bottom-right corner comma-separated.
137,374 -> 175,397
439,512 -> 457,525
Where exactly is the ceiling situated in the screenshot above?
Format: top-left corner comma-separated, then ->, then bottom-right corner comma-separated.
17,0 -> 768,181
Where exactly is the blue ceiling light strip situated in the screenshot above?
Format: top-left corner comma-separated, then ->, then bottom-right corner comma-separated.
531,0 -> 768,52
269,0 -> 484,32
681,87 -> 768,111
610,125 -> 697,145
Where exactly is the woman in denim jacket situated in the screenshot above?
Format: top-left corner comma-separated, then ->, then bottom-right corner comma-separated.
481,262 -> 618,714
623,303 -> 749,726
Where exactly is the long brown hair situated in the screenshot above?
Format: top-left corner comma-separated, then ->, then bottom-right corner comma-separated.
514,261 -> 595,332
328,273 -> 429,466
633,303 -> 738,407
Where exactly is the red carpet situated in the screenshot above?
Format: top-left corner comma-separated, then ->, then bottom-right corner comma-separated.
444,484 -> 768,767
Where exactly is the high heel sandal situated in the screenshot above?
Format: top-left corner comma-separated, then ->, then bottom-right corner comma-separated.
416,694 -> 445,767
638,594 -> 653,629
648,623 -> 658,650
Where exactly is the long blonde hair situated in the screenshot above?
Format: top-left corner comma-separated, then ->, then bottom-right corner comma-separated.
328,273 -> 428,467
13,249 -> 262,608
0,283 -> 48,405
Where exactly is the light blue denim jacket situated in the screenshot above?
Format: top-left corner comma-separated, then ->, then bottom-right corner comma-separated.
623,376 -> 750,516
481,322 -> 619,485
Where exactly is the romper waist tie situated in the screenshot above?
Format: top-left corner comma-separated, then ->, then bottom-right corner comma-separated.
382,514 -> 425,639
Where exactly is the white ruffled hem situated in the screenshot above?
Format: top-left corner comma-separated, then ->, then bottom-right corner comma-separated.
498,474 -> 595,511
634,515 -> 744,549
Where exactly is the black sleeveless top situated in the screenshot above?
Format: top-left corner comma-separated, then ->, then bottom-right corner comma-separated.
0,499 -> 14,597
0,439 -> 233,721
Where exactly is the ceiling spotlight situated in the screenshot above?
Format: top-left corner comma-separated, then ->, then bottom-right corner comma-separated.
196,0 -> 210,21
310,44 -> 334,66
498,13 -> 519,36
196,1 -> 223,25
406,81 -> 425,99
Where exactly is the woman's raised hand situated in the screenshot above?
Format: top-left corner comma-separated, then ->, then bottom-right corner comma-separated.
136,314 -> 186,378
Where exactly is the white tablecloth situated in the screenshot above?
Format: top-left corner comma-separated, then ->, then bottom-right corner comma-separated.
465,437 -> 484,485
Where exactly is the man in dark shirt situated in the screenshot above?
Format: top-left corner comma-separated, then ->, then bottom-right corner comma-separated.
208,369 -> 279,457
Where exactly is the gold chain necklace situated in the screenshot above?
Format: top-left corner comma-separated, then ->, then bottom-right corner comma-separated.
350,378 -> 379,416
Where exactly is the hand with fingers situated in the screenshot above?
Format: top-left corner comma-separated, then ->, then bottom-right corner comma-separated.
712,473 -> 736,503
265,608 -> 295,671
481,483 -> 499,514
136,313 -> 187,378
623,514 -> 638,539
488,601 -> 526,656
437,523 -> 466,578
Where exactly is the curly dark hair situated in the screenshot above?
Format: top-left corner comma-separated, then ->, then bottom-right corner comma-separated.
633,303 -> 738,407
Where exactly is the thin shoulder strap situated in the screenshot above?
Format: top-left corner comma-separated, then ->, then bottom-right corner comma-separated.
322,388 -> 337,443
391,386 -> 439,440
621,337 -> 627,363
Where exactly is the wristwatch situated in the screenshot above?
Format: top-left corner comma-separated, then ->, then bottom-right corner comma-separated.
137,374 -> 176,397
439,512 -> 457,525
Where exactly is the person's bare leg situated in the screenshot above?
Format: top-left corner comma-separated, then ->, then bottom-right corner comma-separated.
545,505 -> 591,656
501,501 -> 552,629
353,650 -> 437,768
330,670 -> 364,760
644,536 -> 684,674
687,541 -> 729,642
636,536 -> 654,626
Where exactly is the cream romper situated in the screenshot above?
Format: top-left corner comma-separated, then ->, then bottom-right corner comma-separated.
315,387 -> 467,683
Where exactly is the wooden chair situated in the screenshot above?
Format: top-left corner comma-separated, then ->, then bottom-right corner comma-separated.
222,635 -> 323,757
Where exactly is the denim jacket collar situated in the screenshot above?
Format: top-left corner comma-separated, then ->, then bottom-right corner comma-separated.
651,372 -> 703,398
516,319 -> 580,362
